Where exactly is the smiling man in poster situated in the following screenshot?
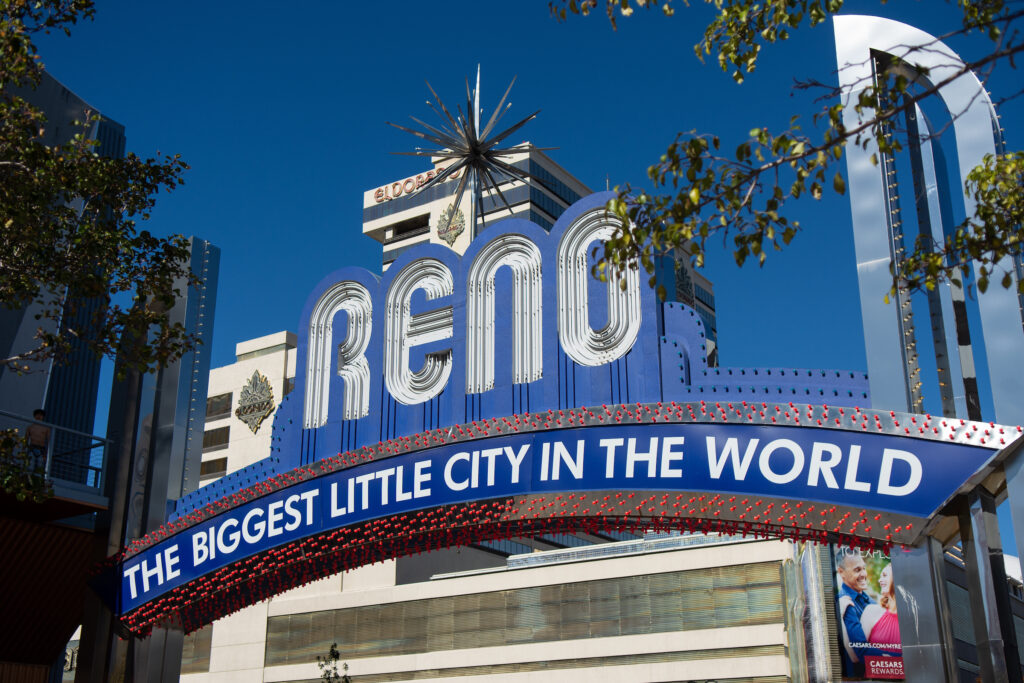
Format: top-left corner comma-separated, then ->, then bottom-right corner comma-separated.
836,547 -> 904,680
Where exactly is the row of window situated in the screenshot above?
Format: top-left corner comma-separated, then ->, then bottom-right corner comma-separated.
696,307 -> 718,342
204,379 -> 294,433
265,563 -> 785,666
387,214 -> 431,243
206,378 -> 295,422
364,180 -> 456,223
201,392 -> 233,483
527,210 -> 554,231
474,538 -> 534,557
694,283 -> 715,309
363,158 -> 582,226
539,533 -> 593,549
527,160 -> 583,207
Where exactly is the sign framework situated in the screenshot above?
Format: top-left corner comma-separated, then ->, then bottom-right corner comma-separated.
107,192 -> 1018,637
115,399 -> 1010,634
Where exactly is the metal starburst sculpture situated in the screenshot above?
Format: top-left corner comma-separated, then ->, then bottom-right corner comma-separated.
387,66 -> 554,239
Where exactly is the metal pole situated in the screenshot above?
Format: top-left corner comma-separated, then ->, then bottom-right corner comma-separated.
44,433 -> 54,478
467,174 -> 477,241
958,488 -> 1021,683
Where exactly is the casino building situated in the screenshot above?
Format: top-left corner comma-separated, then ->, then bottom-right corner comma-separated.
173,158 -> 808,683
364,144 -> 586,263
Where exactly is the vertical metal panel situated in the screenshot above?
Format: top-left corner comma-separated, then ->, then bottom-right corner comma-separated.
958,489 -> 1020,683
890,537 -> 958,681
834,15 -> 1024,422
76,238 -> 219,683
1002,443 -> 1024,603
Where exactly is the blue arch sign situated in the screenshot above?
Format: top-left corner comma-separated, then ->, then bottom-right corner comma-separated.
118,405 -> 1003,618
112,193 -> 1014,633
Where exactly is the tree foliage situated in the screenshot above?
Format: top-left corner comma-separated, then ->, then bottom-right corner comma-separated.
1,0 -> 198,376
551,0 -> 1024,299
0,430 -> 51,503
317,643 -> 352,683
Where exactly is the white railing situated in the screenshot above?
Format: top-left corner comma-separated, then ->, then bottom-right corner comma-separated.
0,409 -> 109,495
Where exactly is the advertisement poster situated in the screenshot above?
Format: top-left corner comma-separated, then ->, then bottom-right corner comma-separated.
833,546 -> 904,680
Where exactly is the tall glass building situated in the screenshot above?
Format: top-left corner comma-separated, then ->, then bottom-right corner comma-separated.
0,72 -> 126,445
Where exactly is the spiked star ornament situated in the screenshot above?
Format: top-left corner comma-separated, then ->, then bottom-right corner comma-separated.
387,66 -> 555,240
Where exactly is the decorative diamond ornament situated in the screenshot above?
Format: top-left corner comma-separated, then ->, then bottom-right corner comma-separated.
235,370 -> 275,434
437,202 -> 466,246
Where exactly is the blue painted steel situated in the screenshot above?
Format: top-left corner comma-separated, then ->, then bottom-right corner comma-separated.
127,419 -> 993,614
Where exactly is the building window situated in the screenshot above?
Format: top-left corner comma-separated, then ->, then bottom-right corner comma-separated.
206,393 -> 232,420
538,533 -> 592,548
697,307 -> 718,342
694,283 -> 716,309
202,426 -> 230,452
386,214 -> 430,243
181,624 -> 213,674
265,563 -> 784,666
199,457 -> 228,480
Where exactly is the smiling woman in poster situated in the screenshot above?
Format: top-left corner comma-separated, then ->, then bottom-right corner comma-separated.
861,563 -> 902,656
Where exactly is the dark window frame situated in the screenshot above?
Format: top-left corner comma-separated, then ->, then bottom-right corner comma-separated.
202,426 -> 230,452
206,393 -> 232,421
199,457 -> 228,478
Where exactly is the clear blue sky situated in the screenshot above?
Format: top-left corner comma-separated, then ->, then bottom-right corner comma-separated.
34,2 -> 1024,546
33,0 -> 1019,373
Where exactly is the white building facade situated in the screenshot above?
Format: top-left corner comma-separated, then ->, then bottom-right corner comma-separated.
199,331 -> 298,482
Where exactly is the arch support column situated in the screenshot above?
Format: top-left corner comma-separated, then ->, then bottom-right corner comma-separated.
891,536 -> 957,682
958,488 -> 1021,683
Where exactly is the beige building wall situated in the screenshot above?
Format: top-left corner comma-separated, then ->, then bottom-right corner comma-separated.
200,331 -> 298,481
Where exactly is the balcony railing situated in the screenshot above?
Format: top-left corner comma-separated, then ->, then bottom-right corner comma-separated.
0,409 -> 109,509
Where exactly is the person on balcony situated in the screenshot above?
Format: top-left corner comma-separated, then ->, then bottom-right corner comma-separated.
25,409 -> 50,473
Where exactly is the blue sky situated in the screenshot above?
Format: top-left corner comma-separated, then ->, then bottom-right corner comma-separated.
33,2 -> 1024,546
33,0 -> 1019,373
